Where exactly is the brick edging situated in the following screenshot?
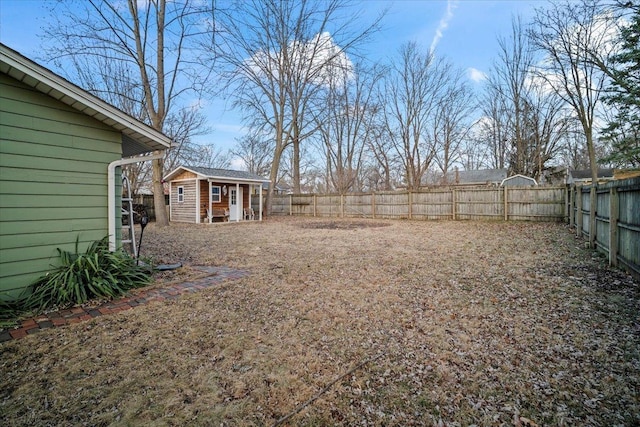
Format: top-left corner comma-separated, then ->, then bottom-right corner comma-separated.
0,266 -> 248,342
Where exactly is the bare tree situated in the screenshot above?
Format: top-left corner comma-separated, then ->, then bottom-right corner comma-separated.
476,91 -> 510,170
562,120 -> 594,169
520,80 -> 573,179
529,0 -> 615,182
212,0 -> 382,211
529,0 -> 616,247
365,118 -> 398,191
480,17 -> 572,180
280,140 -> 319,193
491,17 -> 535,176
231,133 -> 273,177
383,42 -> 449,190
43,0 -> 216,226
459,126 -> 491,171
188,144 -> 231,169
164,112 -> 231,171
313,61 -> 383,193
432,69 -> 476,183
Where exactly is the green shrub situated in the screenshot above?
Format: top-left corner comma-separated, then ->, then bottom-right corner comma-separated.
24,237 -> 151,311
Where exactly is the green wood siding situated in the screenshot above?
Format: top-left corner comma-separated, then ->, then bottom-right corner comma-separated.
0,73 -> 123,299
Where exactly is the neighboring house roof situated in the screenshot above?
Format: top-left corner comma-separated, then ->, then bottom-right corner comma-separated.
445,168 -> 508,185
0,43 -> 171,156
259,181 -> 287,192
568,168 -> 614,183
164,165 -> 271,183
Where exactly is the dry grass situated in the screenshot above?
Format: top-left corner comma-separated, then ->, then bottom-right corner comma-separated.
1,217 -> 639,426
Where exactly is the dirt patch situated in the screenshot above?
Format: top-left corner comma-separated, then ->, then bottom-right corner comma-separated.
298,219 -> 391,230
1,217 -> 638,426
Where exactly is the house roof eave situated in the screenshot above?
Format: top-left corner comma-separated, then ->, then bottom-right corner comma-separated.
0,43 -> 171,154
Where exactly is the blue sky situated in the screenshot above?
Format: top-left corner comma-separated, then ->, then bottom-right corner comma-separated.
0,0 -> 546,162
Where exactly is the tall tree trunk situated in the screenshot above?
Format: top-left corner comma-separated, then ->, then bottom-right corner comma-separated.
293,138 -> 301,193
266,147 -> 284,217
152,155 -> 168,226
586,129 -> 597,249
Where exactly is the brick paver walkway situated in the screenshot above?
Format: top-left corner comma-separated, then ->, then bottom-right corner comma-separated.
0,266 -> 248,343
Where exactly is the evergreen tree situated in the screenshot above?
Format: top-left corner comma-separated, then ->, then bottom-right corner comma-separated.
601,3 -> 640,167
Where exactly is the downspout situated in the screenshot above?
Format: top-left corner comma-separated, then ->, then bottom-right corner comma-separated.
108,153 -> 164,251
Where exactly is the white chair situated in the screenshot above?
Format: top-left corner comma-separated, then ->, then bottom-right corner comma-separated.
244,208 -> 255,220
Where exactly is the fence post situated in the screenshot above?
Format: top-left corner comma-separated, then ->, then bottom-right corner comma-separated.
576,186 -> 583,238
609,187 -> 618,267
589,186 -> 597,248
504,186 -> 508,221
371,192 -> 376,219
564,186 -> 569,224
569,185 -> 575,228
341,194 -> 345,218
313,194 -> 317,217
289,194 -> 293,216
452,189 -> 457,220
408,191 -> 413,220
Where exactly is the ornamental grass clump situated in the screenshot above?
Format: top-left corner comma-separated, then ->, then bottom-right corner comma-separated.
25,237 -> 151,311
0,299 -> 25,329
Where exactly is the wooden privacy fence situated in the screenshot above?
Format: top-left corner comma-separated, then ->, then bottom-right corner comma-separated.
568,177 -> 640,278
271,186 -> 567,222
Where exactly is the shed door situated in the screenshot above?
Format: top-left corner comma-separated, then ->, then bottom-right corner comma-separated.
229,188 -> 243,221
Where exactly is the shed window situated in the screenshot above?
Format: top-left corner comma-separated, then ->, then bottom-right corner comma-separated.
177,186 -> 184,203
211,185 -> 221,203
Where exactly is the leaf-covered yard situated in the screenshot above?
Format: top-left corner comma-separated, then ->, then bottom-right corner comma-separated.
1,218 -> 638,426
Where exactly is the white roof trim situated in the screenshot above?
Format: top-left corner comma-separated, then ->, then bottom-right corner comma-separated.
0,43 -> 171,152
164,166 -> 205,181
206,177 -> 271,184
501,174 -> 538,186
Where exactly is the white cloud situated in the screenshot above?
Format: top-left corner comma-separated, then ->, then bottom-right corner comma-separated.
430,0 -> 458,54
467,67 -> 487,83
230,156 -> 246,171
245,31 -> 354,87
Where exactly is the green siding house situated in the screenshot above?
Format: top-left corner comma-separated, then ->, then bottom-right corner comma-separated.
0,43 -> 171,300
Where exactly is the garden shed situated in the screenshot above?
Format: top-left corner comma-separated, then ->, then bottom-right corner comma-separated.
164,166 -> 270,223
0,43 -> 171,300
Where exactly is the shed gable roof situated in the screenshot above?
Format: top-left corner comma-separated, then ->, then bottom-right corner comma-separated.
164,165 -> 270,183
0,43 -> 171,155
501,174 -> 537,186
